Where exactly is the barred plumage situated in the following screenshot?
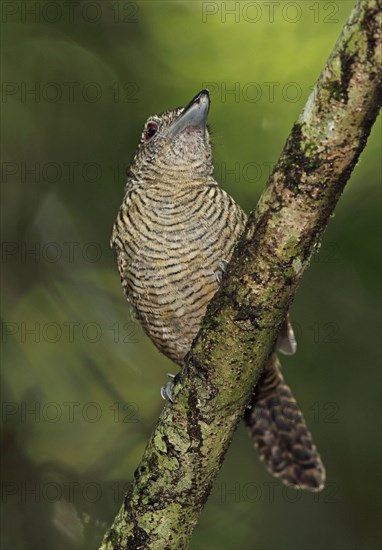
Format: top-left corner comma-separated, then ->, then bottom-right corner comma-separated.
112,90 -> 325,491
113,180 -> 245,363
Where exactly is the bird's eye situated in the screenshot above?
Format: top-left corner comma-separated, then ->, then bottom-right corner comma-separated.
145,122 -> 158,141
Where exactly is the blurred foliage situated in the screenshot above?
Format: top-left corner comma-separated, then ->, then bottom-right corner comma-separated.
1,1 -> 381,549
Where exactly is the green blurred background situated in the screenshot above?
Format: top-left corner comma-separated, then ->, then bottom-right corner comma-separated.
1,1 -> 381,549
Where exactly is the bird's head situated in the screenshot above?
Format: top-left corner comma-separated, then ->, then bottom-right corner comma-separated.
127,90 -> 213,184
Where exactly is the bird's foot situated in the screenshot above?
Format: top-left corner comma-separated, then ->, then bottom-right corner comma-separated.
160,373 -> 176,402
215,259 -> 229,282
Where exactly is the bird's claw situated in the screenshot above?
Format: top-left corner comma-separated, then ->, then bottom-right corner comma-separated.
160,373 -> 176,402
215,259 -> 229,282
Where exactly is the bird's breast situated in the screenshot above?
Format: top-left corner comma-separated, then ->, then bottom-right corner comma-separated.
113,182 -> 246,364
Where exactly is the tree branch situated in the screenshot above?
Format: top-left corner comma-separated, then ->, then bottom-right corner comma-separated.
101,1 -> 381,548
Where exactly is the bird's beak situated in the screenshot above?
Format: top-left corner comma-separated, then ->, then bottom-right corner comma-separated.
166,89 -> 210,139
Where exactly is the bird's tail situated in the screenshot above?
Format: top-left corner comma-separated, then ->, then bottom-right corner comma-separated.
244,354 -> 325,491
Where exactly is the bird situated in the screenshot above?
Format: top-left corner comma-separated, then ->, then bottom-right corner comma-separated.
111,89 -> 325,491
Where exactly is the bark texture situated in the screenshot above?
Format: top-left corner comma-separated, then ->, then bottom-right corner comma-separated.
101,1 -> 381,547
